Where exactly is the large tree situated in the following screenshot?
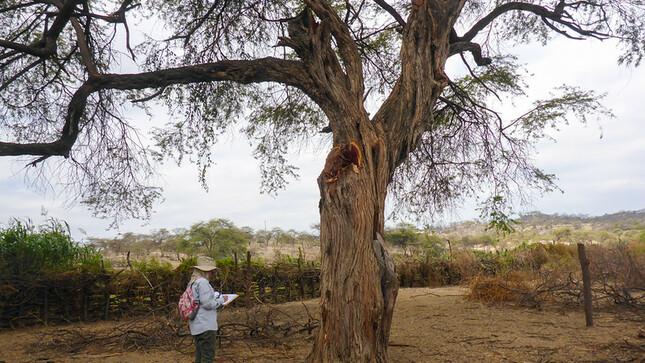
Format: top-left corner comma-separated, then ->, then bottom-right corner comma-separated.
186,218 -> 249,258
1,0 -> 643,361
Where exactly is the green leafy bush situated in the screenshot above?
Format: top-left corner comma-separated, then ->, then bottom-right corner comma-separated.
0,219 -> 104,275
131,257 -> 172,273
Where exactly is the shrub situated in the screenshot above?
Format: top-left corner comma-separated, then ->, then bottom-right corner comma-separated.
544,243 -> 576,258
466,272 -> 534,304
131,257 -> 172,273
0,219 -> 104,275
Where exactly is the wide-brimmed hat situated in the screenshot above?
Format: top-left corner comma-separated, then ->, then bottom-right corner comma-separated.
193,256 -> 218,272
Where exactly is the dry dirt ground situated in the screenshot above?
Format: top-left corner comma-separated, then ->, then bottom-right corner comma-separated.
1,286 -> 644,362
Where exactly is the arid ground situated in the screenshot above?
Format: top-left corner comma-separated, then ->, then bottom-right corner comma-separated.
1,286 -> 643,362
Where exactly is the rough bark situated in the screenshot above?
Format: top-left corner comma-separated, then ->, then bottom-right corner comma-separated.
310,136 -> 395,362
306,1 -> 466,361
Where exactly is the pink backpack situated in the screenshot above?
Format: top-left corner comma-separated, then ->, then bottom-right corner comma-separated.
178,278 -> 200,320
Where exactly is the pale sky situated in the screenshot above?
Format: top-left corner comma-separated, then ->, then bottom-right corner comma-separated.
1,36 -> 644,242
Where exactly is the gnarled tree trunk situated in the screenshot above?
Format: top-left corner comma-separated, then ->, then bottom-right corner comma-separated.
309,130 -> 397,362
306,1 -> 466,361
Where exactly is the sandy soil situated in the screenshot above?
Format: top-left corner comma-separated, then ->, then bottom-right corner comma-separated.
1,286 -> 643,362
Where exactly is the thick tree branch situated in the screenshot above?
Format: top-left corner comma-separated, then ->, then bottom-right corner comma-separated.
277,7 -> 368,141
0,0 -> 84,59
0,58 -> 316,162
460,1 -> 609,43
373,0 -> 466,175
0,80 -> 93,162
304,0 -> 364,101
449,41 -> 491,66
373,0 -> 406,28
69,15 -> 98,75
97,59 -> 313,91
447,0 -> 620,70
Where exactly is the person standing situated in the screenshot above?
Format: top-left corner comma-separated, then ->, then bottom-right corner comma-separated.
188,256 -> 227,363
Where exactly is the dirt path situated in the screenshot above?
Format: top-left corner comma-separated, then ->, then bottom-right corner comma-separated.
1,286 -> 643,362
389,287 -> 644,362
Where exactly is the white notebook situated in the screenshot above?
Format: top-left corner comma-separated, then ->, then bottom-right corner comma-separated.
221,294 -> 239,306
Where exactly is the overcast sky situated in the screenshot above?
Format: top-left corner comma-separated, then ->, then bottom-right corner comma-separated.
1,36 -> 644,242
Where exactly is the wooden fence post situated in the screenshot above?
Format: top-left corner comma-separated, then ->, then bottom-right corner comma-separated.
245,251 -> 252,308
104,290 -> 110,321
298,257 -> 305,299
577,243 -> 593,327
273,265 -> 279,303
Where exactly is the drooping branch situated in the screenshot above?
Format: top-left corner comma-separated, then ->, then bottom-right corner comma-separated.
0,81 -> 93,161
0,58 -> 316,163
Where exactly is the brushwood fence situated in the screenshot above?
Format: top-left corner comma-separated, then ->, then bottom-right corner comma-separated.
0,254 -> 321,329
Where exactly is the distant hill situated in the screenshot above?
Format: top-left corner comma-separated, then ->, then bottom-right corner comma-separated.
432,209 -> 645,236
515,209 -> 645,231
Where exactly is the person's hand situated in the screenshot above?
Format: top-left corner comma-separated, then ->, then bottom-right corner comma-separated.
223,295 -> 228,302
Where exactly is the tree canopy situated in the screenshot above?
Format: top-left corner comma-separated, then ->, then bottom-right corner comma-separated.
185,218 -> 249,259
1,0 -> 641,225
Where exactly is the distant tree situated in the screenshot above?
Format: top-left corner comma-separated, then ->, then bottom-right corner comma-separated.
551,227 -> 572,244
275,228 -> 299,245
106,235 -> 130,255
86,237 -> 109,252
140,236 -> 157,255
310,223 -> 321,238
297,231 -> 320,247
573,230 -> 596,244
239,226 -> 255,242
385,223 -> 419,256
460,233 -> 496,248
596,230 -> 617,245
460,234 -> 476,247
479,234 -> 497,249
186,219 -> 248,259
419,232 -> 446,259
150,228 -> 172,246
620,227 -> 645,244
254,229 -> 275,245
174,228 -> 198,256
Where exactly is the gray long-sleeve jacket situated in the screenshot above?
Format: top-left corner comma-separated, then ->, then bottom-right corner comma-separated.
188,277 -> 225,335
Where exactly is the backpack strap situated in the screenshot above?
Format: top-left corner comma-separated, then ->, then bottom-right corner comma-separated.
189,277 -> 204,302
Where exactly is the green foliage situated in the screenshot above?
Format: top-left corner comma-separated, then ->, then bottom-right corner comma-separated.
184,218 -> 249,259
419,233 -> 447,259
480,196 -> 519,237
0,219 -> 104,275
550,227 -> 572,243
385,223 -> 420,255
131,257 -> 173,273
176,256 -> 198,273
